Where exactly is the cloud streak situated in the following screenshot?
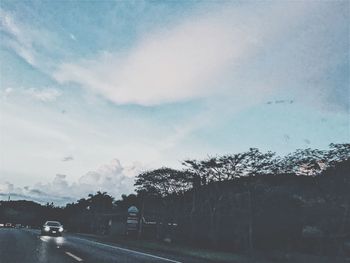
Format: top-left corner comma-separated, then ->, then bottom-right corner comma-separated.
1,8 -> 38,66
1,86 -> 62,102
51,1 -> 348,113
62,155 -> 74,162
25,88 -> 62,102
53,12 -> 259,105
2,2 -> 347,111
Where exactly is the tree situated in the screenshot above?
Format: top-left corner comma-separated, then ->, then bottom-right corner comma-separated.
134,168 -> 191,197
87,191 -> 113,212
326,143 -> 350,165
281,148 -> 327,176
114,194 -> 138,211
218,152 -> 251,179
237,148 -> 276,176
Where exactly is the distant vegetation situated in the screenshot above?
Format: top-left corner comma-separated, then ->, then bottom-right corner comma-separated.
1,143 -> 349,257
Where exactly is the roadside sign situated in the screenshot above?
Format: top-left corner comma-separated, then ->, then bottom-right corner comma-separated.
127,206 -> 139,233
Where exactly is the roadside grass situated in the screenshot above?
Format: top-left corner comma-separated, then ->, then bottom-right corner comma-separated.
113,239 -> 248,263
74,232 -> 255,262
112,240 -> 349,263
74,233 -> 346,263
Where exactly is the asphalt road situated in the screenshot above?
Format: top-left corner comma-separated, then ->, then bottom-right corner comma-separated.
0,228 -> 190,263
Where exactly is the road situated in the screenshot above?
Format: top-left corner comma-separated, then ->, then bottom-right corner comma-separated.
0,228 -> 196,263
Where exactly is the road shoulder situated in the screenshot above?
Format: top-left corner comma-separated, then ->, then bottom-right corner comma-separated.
69,233 -> 255,263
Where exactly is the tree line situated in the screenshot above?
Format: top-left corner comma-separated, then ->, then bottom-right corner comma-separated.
0,143 -> 349,256
131,143 -> 349,254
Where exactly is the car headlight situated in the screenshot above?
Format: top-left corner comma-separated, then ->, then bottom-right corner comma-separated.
44,226 -> 50,231
59,227 -> 63,232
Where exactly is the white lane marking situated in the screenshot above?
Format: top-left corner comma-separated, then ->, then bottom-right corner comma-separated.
65,251 -> 83,262
70,236 -> 182,263
40,237 -> 46,242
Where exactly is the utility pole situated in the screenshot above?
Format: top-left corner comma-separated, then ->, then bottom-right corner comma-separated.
247,190 -> 253,256
138,195 -> 145,240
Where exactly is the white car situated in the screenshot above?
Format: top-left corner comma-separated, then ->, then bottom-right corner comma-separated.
41,221 -> 64,236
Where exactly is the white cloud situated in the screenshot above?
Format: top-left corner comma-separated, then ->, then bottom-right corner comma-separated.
77,159 -> 136,196
1,87 -> 62,102
51,1 -> 348,112
2,3 -> 347,111
69,33 -> 76,41
50,1 -> 322,107
0,88 -> 14,99
53,5 -> 265,106
0,8 -> 58,71
0,9 -> 37,66
0,159 -> 142,205
24,88 -> 62,102
0,181 -> 16,193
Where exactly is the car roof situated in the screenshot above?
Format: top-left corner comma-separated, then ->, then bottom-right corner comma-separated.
45,221 -> 61,224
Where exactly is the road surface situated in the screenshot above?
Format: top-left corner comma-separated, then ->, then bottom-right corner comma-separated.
0,228 -> 198,263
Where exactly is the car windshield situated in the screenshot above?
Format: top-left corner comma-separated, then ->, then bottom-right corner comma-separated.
46,222 -> 61,226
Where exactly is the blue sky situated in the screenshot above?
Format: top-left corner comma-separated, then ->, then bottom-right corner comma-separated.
0,1 -> 349,204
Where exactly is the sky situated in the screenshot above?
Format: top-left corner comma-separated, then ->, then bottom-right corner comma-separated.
0,1 -> 349,205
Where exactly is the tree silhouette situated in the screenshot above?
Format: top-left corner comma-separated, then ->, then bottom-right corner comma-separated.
134,167 -> 191,197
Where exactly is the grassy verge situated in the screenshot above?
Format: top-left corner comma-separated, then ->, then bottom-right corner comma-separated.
74,233 -> 345,263
113,239 -> 250,262
76,234 -> 263,263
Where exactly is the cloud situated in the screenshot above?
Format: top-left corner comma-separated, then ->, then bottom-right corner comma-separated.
2,3 -> 347,111
69,33 -> 76,41
29,189 -> 45,195
1,87 -> 62,102
52,5 -> 265,106
0,159 -> 142,205
51,1 -> 349,113
0,182 -> 16,193
0,8 -> 58,72
0,181 -> 71,204
62,155 -> 74,162
267,100 -> 294,105
0,180 -> 73,204
0,88 -> 14,99
75,159 -> 138,198
0,9 -> 38,66
24,88 -> 62,102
